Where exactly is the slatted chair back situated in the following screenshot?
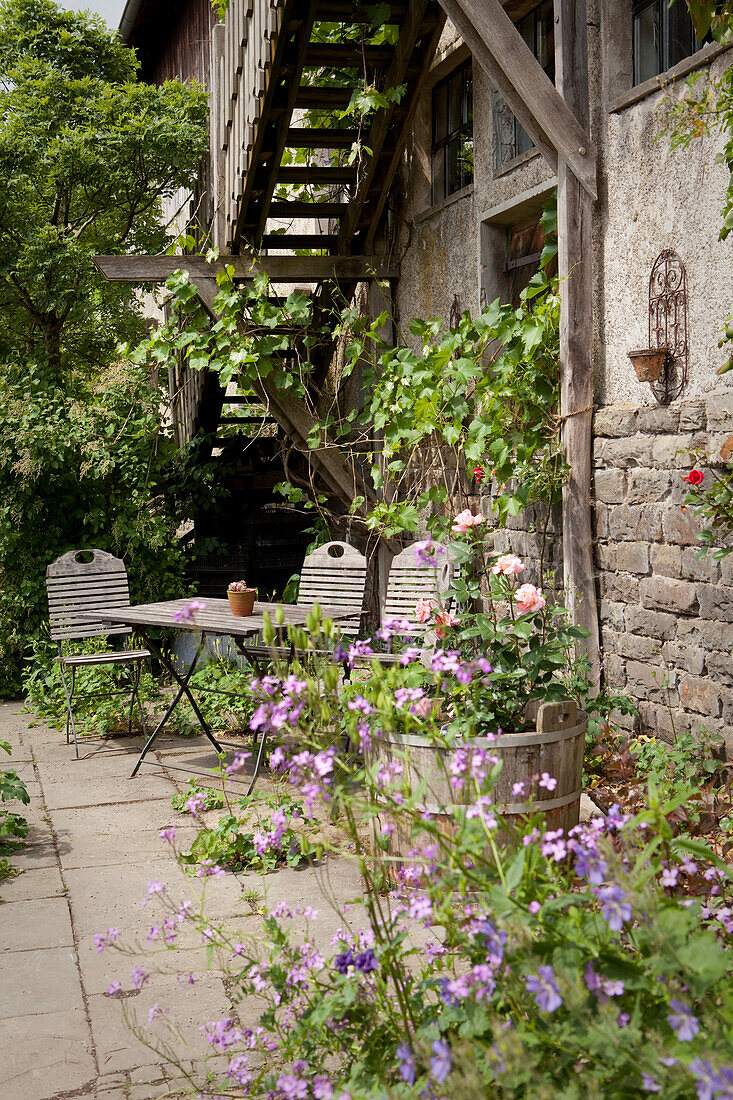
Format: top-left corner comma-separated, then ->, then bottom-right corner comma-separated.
296,541 -> 367,636
383,543 -> 454,634
46,549 -> 133,643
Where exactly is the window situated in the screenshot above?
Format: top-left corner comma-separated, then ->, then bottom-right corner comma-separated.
632,0 -> 705,85
493,0 -> 554,170
431,61 -> 473,205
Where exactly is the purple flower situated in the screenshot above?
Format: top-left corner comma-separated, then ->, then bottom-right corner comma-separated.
131,966 -> 149,989
334,949 -> 353,974
668,998 -> 700,1041
158,825 -> 176,843
107,980 -> 121,997
413,537 -> 447,568
430,1039 -> 452,1084
573,844 -> 608,885
690,1058 -> 733,1100
173,599 -> 207,622
539,772 -> 557,791
277,1073 -> 308,1099
313,1077 -> 333,1099
93,927 -> 120,954
396,1043 -> 416,1085
642,1074 -> 662,1092
227,1053 -> 252,1088
525,965 -> 562,1012
660,866 -> 679,888
594,884 -> 632,931
333,643 -> 349,665
354,949 -> 378,973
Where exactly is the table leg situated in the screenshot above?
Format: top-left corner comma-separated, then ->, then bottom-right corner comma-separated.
244,727 -> 269,798
130,633 -> 222,778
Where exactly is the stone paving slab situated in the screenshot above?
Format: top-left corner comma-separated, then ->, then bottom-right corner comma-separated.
0,896 -> 74,951
0,865 -> 66,902
0,946 -> 84,1017
0,1006 -> 95,1100
43,773 -> 174,812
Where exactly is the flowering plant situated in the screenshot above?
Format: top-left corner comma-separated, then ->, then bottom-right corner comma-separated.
228,579 -> 253,592
681,455 -> 733,558
100,619 -> 733,1100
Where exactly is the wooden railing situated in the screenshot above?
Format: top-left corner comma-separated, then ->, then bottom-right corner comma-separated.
210,0 -> 286,251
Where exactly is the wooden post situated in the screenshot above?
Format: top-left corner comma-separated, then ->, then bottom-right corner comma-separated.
368,276 -> 397,623
554,0 -> 600,679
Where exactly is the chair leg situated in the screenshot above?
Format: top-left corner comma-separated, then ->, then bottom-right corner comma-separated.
58,662 -> 79,759
129,663 -> 148,738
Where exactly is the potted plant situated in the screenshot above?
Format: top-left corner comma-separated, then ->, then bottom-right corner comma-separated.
628,347 -> 667,382
227,580 -> 256,616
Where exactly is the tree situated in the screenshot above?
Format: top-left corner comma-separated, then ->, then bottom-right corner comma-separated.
0,0 -> 210,694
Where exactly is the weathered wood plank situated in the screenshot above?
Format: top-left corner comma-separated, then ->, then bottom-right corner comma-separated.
93,254 -> 400,282
554,0 -> 600,679
440,0 -> 597,200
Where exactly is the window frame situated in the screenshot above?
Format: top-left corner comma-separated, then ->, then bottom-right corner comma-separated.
431,59 -> 474,206
632,0 -> 705,86
492,0 -> 555,172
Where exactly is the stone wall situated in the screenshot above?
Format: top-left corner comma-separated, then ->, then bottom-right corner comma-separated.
594,391 -> 733,749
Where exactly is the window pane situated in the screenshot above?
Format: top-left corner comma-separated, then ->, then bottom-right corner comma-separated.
446,136 -> 461,195
462,68 -> 473,127
633,2 -> 661,84
536,0 -> 555,72
432,149 -> 445,204
516,120 -> 533,157
448,72 -> 461,132
666,3 -> 697,69
459,132 -> 474,188
433,82 -> 447,142
518,9 -> 535,53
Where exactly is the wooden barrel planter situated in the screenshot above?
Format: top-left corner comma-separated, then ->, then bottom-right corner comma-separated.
369,700 -> 586,868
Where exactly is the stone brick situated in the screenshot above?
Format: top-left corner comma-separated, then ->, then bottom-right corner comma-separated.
650,543 -> 682,578
594,501 -> 610,538
615,632 -> 663,662
640,575 -> 699,614
602,434 -> 655,468
599,599 -> 626,631
663,642 -> 707,676
607,504 -> 663,541
695,619 -> 733,652
704,650 -> 733,686
681,547 -> 721,584
679,675 -> 721,717
637,405 -> 680,434
605,653 -> 626,687
723,690 -> 733,726
601,626 -> 620,652
720,556 -> 733,587
602,572 -> 640,603
626,659 -> 677,701
593,439 -> 606,468
638,700 -> 676,737
625,606 -> 678,639
651,434 -> 696,468
616,541 -> 650,574
594,468 -> 626,503
706,389 -> 733,431
697,583 -> 733,622
625,468 -> 674,503
679,398 -> 707,431
596,542 -> 616,571
662,504 -> 701,547
593,405 -> 639,438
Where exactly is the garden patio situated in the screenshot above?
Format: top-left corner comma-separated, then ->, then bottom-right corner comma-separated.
2,0 -> 733,1098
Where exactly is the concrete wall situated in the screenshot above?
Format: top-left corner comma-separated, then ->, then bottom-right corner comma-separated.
391,9 -> 733,748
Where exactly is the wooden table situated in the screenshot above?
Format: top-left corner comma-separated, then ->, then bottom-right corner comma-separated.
95,598 -> 349,786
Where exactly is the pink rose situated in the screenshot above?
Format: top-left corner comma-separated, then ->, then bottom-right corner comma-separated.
415,598 -> 434,623
491,553 -> 525,577
514,583 -> 546,615
451,508 -> 484,533
434,609 -> 459,639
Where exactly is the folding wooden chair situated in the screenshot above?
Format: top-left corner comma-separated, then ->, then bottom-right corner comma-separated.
369,542 -> 456,665
242,540 -> 368,664
45,549 -> 150,757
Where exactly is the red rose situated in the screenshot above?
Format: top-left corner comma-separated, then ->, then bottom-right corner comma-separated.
683,470 -> 704,486
473,465 -> 485,483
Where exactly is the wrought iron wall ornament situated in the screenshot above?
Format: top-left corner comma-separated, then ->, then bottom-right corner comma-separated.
631,249 -> 689,405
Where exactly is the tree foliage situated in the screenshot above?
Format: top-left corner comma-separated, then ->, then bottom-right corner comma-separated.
0,0 -> 211,694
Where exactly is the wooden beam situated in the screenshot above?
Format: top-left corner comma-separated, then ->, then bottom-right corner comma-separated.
338,0 -> 433,251
242,0 -> 319,247
188,275 -> 382,527
439,0 -> 597,200
554,0 -> 600,677
93,254 -> 400,283
286,127 -> 360,148
363,5 -> 447,252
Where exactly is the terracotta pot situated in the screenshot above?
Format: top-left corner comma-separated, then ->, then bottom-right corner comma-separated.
228,588 -> 256,616
628,347 -> 667,383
